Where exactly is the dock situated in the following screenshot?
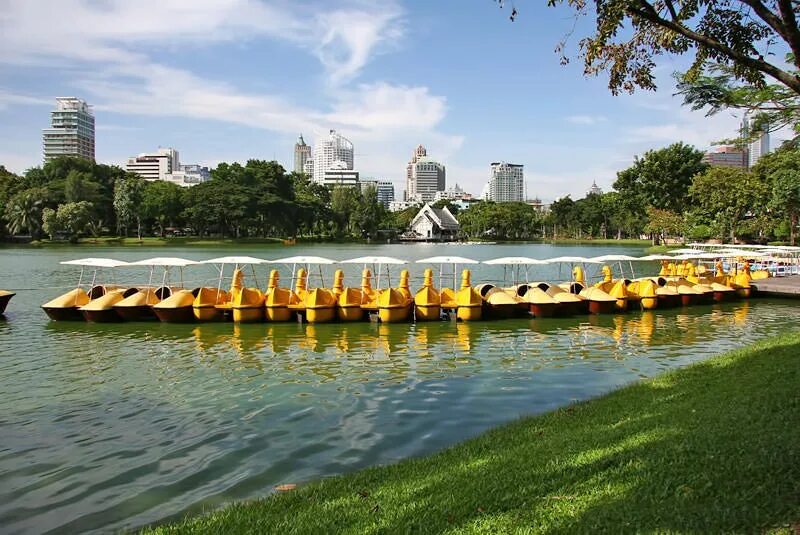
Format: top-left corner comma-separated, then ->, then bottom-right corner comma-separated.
752,275 -> 800,297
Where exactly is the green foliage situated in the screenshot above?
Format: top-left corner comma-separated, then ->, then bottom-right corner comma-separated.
644,207 -> 685,240
459,201 -> 542,240
538,0 -> 800,97
141,181 -> 184,237
689,166 -> 768,243
752,147 -> 800,244
42,201 -> 94,242
5,187 -> 47,237
614,142 -> 708,214
113,175 -> 146,239
147,331 -> 800,533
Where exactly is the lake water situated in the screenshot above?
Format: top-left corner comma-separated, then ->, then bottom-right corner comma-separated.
1,242 -> 798,533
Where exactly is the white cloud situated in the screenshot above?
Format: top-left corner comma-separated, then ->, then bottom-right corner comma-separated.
565,114 -> 607,125
0,0 -> 402,84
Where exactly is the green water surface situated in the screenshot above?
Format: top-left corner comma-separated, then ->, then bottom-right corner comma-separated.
1,243 -> 797,533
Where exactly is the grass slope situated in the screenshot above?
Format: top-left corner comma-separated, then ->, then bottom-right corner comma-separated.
147,334 -> 800,534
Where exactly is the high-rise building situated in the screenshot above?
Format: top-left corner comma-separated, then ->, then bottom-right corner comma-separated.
743,114 -> 770,168
294,134 -> 311,174
406,144 -> 445,202
321,160 -> 359,187
486,162 -> 524,202
702,145 -> 747,169
313,130 -> 354,184
42,97 -> 95,162
126,148 -> 180,181
405,144 -> 427,200
360,179 -> 395,208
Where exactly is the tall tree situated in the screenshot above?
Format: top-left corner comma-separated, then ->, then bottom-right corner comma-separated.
502,0 -> 800,96
614,142 -> 708,214
5,187 -> 47,238
689,166 -> 769,242
753,147 -> 800,244
113,175 -> 146,239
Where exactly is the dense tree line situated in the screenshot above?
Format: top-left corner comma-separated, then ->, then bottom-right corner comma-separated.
0,158 -> 398,242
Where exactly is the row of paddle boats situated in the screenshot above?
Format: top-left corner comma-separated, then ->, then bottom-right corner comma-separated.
37,253 -> 764,324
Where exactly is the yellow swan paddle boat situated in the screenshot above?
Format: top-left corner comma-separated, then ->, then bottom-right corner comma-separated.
414,268 -> 441,321
537,282 -> 584,316
0,290 -> 15,315
516,284 -> 559,317
594,265 -> 629,312
568,266 -> 616,314
378,269 -> 413,323
626,278 -> 658,310
454,269 -> 483,321
42,258 -> 129,321
264,270 -> 293,322
287,267 -> 309,317
81,287 -> 138,322
230,269 -> 265,323
415,256 -> 480,319
115,257 -> 199,321
193,287 -> 230,322
336,269 -> 367,322
153,289 -> 197,323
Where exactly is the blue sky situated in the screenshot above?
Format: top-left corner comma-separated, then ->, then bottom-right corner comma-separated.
0,0 -> 744,201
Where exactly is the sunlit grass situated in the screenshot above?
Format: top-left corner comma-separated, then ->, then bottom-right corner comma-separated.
146,333 -> 800,534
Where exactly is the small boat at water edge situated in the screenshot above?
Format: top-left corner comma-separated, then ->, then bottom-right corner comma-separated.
113,286 -> 171,321
414,268 -> 441,321
81,287 -> 139,322
153,289 -> 197,323
0,290 -> 16,315
42,258 -> 129,321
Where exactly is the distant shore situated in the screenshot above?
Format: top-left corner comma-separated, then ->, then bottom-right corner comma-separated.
2,237 -> 656,248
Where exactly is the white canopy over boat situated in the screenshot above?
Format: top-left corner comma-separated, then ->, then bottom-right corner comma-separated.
668,248 -> 707,255
483,256 -> 547,265
201,256 -> 270,265
589,254 -> 640,262
271,255 -> 336,265
60,258 -> 129,268
340,256 -> 406,265
127,257 -> 198,267
718,249 -> 767,257
637,254 -> 675,261
544,256 -> 600,264
416,256 -> 479,264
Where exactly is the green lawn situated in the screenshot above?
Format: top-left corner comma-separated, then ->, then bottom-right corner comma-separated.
148,334 -> 800,534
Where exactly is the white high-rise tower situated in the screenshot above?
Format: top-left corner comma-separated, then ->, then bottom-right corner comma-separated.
42,97 -> 95,163
312,130 -> 354,184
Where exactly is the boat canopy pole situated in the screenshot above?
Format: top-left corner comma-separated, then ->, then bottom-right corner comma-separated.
90,268 -> 97,290
216,264 -> 224,296
75,267 -> 85,306
180,267 -> 184,288
148,266 -> 154,290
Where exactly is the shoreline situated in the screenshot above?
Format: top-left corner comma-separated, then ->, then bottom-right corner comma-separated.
143,332 -> 800,534
1,237 -> 656,248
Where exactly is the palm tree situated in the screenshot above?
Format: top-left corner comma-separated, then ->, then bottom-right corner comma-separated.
5,190 -> 45,238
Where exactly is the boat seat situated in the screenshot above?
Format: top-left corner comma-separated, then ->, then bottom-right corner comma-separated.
155,286 -> 172,299
88,285 -> 107,299
122,287 -> 139,298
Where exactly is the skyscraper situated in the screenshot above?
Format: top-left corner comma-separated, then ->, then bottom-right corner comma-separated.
42,97 -> 95,162
486,162 -> 524,202
294,134 -> 311,174
406,145 -> 445,202
742,113 -> 770,168
313,130 -> 354,184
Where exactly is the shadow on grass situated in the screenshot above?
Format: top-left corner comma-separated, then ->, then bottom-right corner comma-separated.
150,335 -> 800,534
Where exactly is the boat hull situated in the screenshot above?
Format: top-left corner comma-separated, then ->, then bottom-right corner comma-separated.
43,306 -> 84,321
194,305 -> 224,322
232,307 -> 264,323
378,306 -> 411,323
640,297 -> 658,310
529,302 -> 558,318
337,305 -> 364,322
588,300 -> 616,315
114,304 -> 155,321
265,306 -> 292,322
415,304 -> 441,321
456,305 -> 481,321
306,306 -> 335,323
483,303 -> 518,319
154,305 -> 195,323
0,292 -> 14,315
81,308 -> 123,323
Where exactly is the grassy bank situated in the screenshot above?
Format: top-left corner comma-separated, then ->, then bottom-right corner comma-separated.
148,334 -> 800,534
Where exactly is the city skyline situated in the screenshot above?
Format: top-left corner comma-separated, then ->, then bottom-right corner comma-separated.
1,1 -> 747,201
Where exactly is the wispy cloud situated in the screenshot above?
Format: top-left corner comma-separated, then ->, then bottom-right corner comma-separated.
565,114 -> 607,125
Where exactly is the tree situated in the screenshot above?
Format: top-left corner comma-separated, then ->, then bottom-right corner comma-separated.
614,142 -> 708,214
141,180 -> 184,236
753,147 -> 800,244
42,201 -> 94,242
644,207 -> 685,244
689,166 -> 769,242
503,0 -> 800,97
113,175 -> 146,239
5,187 -> 47,238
